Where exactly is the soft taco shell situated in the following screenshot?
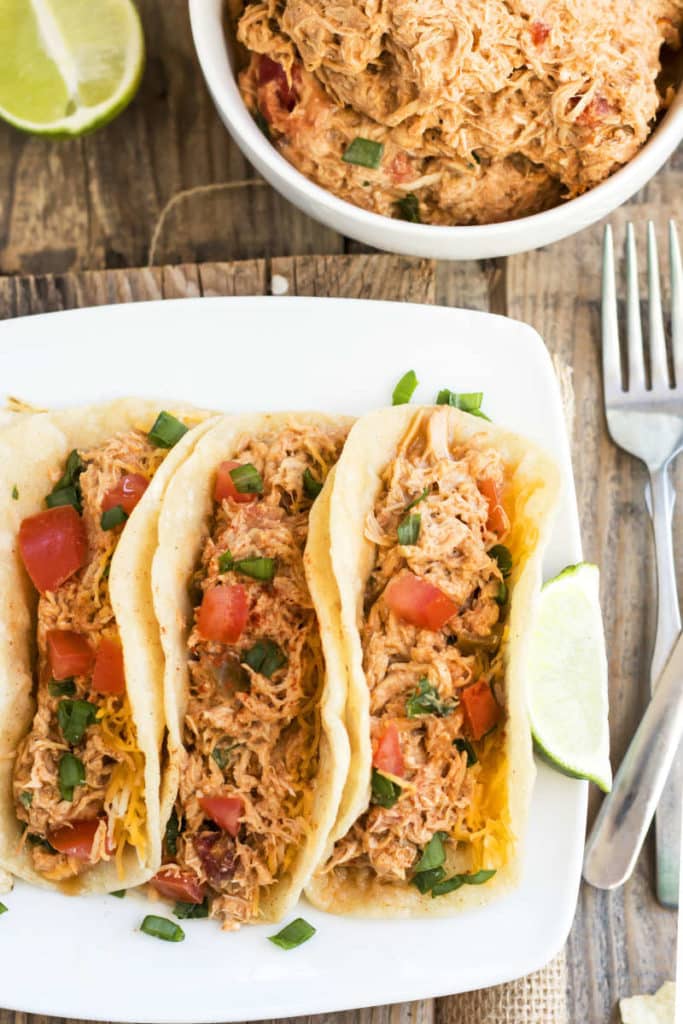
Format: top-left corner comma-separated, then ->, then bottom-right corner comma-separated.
305,405 -> 560,916
0,399 -> 214,893
152,412 -> 352,922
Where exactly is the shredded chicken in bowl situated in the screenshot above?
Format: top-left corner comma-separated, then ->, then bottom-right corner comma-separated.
235,0 -> 683,225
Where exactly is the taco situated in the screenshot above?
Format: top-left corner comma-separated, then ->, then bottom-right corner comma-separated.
0,401 -> 213,892
150,412 -> 352,928
305,404 -> 560,915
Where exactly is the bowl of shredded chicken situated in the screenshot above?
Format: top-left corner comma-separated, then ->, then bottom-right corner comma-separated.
191,0 -> 683,259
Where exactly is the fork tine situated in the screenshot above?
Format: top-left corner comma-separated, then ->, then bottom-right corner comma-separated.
626,223 -> 646,393
647,221 -> 671,391
670,221 -> 683,389
602,224 -> 622,396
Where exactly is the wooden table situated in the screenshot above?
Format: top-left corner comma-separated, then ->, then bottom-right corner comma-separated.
0,1 -> 681,1022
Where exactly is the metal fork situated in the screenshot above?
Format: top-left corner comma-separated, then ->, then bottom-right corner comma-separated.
583,221 -> 683,906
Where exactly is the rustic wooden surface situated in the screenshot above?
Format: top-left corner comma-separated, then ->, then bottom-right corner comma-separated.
0,0 -> 681,1021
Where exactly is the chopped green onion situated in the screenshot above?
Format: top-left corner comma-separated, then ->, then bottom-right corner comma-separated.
406,486 -> 429,511
49,679 -> 76,697
234,557 -> 276,581
392,369 -> 418,406
174,897 -> 209,919
230,463 -> 263,495
0,902 -> 7,915
406,678 -> 455,718
19,791 -> 33,808
56,450 -> 85,491
303,468 -> 323,499
397,513 -> 421,546
46,485 -> 81,511
412,867 -> 445,894
111,890 -> 126,899
211,745 -> 234,770
431,868 -> 496,898
395,193 -> 421,223
454,737 -> 478,767
435,389 -> 491,420
243,639 -> 287,678
268,917 -> 316,950
165,808 -> 179,857
495,580 -> 507,605
371,768 -> 400,808
26,833 -> 56,851
148,411 -> 189,449
140,915 -> 185,942
57,699 -> 98,744
414,832 -> 447,873
58,752 -> 85,801
218,550 -> 234,573
342,137 -> 384,169
11,485 -> 18,500
489,544 -> 512,577
101,504 -> 128,531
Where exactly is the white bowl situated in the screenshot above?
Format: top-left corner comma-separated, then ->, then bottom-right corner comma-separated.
190,0 -> 683,261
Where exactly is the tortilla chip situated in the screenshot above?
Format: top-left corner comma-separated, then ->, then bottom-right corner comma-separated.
620,982 -> 676,1024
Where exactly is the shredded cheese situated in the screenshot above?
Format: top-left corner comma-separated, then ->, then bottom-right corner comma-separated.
98,694 -> 147,876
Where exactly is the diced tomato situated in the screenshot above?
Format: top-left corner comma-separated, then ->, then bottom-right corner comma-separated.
47,819 -> 109,860
460,679 -> 502,741
194,832 -> 236,887
214,461 -> 257,504
18,506 -> 87,594
91,636 -> 125,695
199,796 -> 244,837
574,95 -> 612,127
530,19 -> 550,45
384,573 -> 457,631
479,477 -> 507,535
373,723 -> 405,778
101,473 -> 148,516
197,585 -> 249,644
258,55 -> 297,112
150,868 -> 205,905
388,151 -> 413,184
47,630 -> 94,680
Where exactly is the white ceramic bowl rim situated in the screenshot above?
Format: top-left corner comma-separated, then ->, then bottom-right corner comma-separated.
190,0 -> 683,253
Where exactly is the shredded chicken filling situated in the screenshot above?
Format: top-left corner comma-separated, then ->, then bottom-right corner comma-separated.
164,422 -> 348,929
12,432 -> 165,881
236,0 -> 683,225
326,409 -> 511,886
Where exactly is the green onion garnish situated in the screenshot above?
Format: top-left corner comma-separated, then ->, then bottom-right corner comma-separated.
495,580 -> 507,605
101,504 -> 128,531
49,679 -> 76,697
406,678 -> 455,718
230,463 -> 263,495
431,868 -> 496,898
406,486 -> 429,511
19,791 -> 33,808
303,468 -> 323,499
218,550 -> 234,573
0,902 -> 7,915
234,557 -> 276,581
392,369 -> 418,406
164,808 -> 179,856
111,890 -> 126,899
371,768 -> 400,808
414,832 -> 447,874
454,737 -> 478,766
268,917 -> 316,950
342,137 -> 384,170
435,390 -> 490,420
395,193 -> 421,223
397,513 -> 421,546
243,639 -> 287,678
412,867 -> 445,894
57,699 -> 98,745
148,411 -> 189,449
11,485 -> 18,500
211,745 -> 234,770
58,752 -> 85,801
47,450 -> 85,513
26,833 -> 56,851
174,898 -> 209,920
46,485 -> 81,512
140,915 -> 185,942
490,544 -> 512,577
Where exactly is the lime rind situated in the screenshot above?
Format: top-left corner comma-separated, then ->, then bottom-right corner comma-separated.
528,562 -> 612,792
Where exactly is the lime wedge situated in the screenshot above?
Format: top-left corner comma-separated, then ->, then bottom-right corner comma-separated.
528,563 -> 612,792
0,0 -> 144,136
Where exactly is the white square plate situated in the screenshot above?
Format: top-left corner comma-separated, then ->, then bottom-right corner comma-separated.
0,297 -> 586,1022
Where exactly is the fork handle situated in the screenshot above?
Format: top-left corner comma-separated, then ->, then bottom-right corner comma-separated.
648,464 -> 682,907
